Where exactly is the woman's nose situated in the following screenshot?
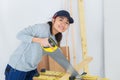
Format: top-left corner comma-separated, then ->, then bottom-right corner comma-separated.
61,22 -> 66,26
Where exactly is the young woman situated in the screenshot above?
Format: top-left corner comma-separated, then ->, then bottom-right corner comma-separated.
4,10 -> 79,80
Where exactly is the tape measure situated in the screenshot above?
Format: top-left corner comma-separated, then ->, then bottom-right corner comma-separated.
42,37 -> 58,52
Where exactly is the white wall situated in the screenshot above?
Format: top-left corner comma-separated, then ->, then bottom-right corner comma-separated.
0,0 -> 104,80
84,0 -> 104,77
104,0 -> 120,79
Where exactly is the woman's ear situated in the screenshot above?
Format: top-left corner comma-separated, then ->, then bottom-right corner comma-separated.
52,18 -> 55,23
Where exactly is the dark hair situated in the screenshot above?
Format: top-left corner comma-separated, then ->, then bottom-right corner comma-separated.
47,21 -> 62,47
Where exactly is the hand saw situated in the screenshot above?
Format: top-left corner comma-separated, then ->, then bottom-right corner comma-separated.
43,37 -> 93,80
43,37 -> 79,76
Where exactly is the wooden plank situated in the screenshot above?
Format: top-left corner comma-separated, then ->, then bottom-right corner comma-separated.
78,0 -> 89,73
33,71 -> 65,80
37,55 -> 49,71
75,56 -> 93,73
59,56 -> 93,80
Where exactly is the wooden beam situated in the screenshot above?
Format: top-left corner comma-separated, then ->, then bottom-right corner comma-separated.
59,56 -> 93,80
78,0 -> 89,73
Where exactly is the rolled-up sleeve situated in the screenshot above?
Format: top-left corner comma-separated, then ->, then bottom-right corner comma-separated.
16,25 -> 36,43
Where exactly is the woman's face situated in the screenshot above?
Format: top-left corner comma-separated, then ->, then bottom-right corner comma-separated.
52,16 -> 70,35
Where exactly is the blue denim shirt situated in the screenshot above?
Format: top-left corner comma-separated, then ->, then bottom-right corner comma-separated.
8,23 -> 56,71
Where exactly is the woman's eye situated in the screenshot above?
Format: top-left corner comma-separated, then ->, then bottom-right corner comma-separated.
59,19 -> 63,21
65,22 -> 69,24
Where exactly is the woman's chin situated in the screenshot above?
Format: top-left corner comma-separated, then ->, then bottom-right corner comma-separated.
59,30 -> 65,33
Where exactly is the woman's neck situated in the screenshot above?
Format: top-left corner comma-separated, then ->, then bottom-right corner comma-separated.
52,28 -> 58,35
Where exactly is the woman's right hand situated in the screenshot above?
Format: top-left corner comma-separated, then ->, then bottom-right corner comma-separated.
32,37 -> 52,47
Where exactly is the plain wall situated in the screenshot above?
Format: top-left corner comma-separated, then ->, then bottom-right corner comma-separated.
0,0 -> 104,79
104,0 -> 120,79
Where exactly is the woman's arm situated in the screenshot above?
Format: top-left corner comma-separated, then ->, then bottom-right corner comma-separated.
16,25 -> 36,43
32,37 -> 51,47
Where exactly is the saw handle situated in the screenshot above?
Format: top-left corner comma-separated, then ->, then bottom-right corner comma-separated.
42,37 -> 58,52
43,37 -> 56,48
